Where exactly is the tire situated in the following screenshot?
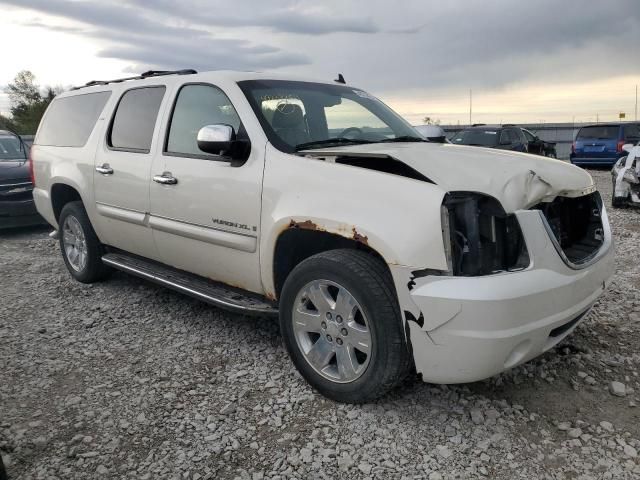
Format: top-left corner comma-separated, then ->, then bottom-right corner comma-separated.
279,249 -> 411,403
58,201 -> 112,283
611,178 -> 627,208
612,195 -> 625,208
0,452 -> 6,480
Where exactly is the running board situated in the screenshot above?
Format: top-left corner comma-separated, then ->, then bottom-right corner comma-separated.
102,252 -> 278,317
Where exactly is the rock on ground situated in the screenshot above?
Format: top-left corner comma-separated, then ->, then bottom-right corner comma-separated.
1,169 -> 639,479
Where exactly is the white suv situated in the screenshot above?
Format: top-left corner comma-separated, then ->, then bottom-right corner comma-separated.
31,69 -> 614,403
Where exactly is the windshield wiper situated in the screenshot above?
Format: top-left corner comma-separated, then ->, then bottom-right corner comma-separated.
377,135 -> 425,143
295,138 -> 372,151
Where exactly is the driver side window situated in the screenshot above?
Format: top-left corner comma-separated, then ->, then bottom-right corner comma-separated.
166,84 -> 241,157
325,98 -> 387,138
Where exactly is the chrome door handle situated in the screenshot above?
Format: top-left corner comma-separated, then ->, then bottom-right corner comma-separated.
95,164 -> 113,175
153,172 -> 178,185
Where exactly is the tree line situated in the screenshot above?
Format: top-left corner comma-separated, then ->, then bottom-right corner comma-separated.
0,71 -> 58,135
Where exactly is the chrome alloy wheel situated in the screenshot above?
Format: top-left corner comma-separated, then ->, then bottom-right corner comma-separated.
62,215 -> 88,272
292,279 -> 372,383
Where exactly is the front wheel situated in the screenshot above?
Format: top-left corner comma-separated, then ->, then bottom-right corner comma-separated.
279,249 -> 411,403
611,178 -> 627,208
59,201 -> 112,283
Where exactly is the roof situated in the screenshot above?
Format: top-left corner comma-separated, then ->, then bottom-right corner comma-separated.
579,122 -> 640,128
64,69 -> 348,96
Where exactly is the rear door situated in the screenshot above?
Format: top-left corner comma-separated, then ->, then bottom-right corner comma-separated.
93,85 -> 168,260
148,82 -> 265,293
522,129 -> 543,155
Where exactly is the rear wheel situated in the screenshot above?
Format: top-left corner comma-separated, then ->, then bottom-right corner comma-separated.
59,201 -> 112,283
279,249 -> 411,403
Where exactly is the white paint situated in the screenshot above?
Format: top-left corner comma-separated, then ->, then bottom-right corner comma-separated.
31,70 -> 615,384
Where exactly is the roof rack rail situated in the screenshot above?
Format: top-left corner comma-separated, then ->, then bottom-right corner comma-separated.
471,123 -> 486,127
71,69 -> 197,90
501,123 -> 516,127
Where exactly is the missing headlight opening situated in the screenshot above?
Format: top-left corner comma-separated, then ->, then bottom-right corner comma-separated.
532,191 -> 604,266
442,192 -> 530,276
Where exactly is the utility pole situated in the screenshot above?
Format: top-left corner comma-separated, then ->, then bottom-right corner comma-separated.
469,89 -> 472,126
636,84 -> 638,121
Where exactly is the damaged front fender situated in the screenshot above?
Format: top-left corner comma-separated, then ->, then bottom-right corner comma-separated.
612,148 -> 640,205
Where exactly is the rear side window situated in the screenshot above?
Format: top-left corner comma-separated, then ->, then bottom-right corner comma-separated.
166,84 -> 241,157
35,91 -> 111,147
623,124 -> 640,142
508,129 -> 521,143
578,125 -> 618,140
109,86 -> 165,153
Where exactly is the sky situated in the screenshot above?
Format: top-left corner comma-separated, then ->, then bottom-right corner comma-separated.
1,0 -> 639,125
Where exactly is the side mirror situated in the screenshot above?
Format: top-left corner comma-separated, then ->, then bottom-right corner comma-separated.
197,124 -> 234,155
622,143 -> 635,153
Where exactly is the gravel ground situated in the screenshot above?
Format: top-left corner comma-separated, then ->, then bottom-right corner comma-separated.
1,168 -> 639,479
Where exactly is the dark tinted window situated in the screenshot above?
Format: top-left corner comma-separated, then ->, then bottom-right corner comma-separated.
508,129 -> 521,143
623,124 -> 640,141
166,84 -> 241,156
0,134 -> 26,161
578,125 -> 618,140
522,129 -> 535,142
451,129 -> 499,147
35,91 -> 111,147
110,87 -> 165,152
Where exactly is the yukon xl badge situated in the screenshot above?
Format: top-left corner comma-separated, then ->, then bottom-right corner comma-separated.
212,218 -> 257,232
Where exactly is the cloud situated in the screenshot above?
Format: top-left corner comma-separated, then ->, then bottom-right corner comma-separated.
5,0 -> 313,72
1,0 -> 639,109
122,0 -> 380,35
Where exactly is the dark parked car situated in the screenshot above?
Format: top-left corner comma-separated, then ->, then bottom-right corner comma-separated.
451,125 -> 528,153
0,129 -> 44,229
522,128 -> 557,157
570,123 -> 640,166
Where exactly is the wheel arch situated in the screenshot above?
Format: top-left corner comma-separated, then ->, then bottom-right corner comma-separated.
271,223 -> 389,301
51,182 -> 83,222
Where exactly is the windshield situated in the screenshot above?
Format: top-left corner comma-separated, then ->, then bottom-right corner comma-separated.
451,129 -> 499,147
0,134 -> 27,161
238,80 -> 420,152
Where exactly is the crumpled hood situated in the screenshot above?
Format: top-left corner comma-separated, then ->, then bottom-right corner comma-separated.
302,142 -> 595,212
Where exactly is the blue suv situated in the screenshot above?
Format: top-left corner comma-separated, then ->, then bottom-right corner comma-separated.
570,123 -> 640,166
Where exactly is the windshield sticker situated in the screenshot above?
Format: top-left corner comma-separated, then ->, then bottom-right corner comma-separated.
260,94 -> 301,102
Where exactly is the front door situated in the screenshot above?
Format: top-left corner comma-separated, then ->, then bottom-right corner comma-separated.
94,85 -> 167,260
148,83 -> 264,293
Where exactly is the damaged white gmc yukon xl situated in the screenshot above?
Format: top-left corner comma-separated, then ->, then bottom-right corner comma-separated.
31,70 -> 614,403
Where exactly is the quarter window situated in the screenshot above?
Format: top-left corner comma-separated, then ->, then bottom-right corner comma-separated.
166,84 -> 241,156
35,91 -> 111,147
109,86 -> 165,153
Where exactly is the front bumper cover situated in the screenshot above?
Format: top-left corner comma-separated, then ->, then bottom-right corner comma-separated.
392,207 -> 614,384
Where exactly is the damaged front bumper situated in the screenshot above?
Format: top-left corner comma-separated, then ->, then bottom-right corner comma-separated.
612,155 -> 640,205
391,206 -> 614,384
